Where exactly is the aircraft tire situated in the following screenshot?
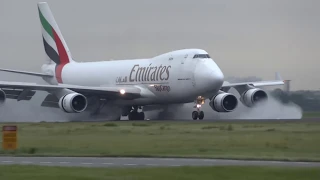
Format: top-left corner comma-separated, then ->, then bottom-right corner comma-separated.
128,112 -> 145,120
128,112 -> 135,120
198,111 -> 204,120
138,112 -> 145,120
192,111 -> 198,120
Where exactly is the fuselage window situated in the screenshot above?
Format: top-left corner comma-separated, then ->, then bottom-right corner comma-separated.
193,54 -> 211,59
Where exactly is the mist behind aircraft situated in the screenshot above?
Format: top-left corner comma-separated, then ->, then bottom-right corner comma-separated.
0,0 -> 319,91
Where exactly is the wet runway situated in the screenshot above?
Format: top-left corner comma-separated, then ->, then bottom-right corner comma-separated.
0,157 -> 320,168
89,118 -> 320,123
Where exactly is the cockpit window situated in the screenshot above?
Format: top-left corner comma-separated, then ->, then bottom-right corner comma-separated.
193,54 -> 210,59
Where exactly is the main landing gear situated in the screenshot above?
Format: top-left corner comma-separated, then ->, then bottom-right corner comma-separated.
192,96 -> 205,120
89,99 -> 105,116
128,106 -> 145,120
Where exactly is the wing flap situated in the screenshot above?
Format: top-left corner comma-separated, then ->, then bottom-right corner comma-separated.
1,88 -> 36,101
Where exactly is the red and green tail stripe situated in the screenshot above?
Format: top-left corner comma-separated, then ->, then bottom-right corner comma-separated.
38,7 -> 70,83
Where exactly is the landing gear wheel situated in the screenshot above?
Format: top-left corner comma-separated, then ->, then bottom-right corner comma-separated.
138,112 -> 145,120
128,111 -> 145,120
192,96 -> 206,120
198,111 -> 204,120
128,112 -> 135,120
192,111 -> 198,120
128,112 -> 137,120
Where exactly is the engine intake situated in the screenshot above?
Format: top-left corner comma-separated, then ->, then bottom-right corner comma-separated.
241,88 -> 268,107
0,89 -> 6,104
58,93 -> 88,113
209,93 -> 238,112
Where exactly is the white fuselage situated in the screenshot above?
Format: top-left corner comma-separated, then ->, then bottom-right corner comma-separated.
41,49 -> 224,106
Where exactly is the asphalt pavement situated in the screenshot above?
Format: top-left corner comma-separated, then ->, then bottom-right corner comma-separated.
0,157 -> 319,168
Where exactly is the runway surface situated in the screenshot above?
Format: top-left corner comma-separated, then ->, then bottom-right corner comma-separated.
0,157 -> 320,168
69,118 -> 320,123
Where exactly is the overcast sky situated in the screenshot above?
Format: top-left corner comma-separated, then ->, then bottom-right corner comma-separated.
0,0 -> 319,90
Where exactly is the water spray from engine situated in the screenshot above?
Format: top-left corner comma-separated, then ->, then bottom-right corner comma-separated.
144,89 -> 303,120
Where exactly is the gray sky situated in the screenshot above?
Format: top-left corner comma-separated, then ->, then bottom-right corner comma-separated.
0,0 -> 319,90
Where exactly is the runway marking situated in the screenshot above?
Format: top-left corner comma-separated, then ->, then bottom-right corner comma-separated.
59,162 -> 70,164
124,164 -> 137,166
146,164 -> 158,166
81,163 -> 93,165
1,161 -> 13,163
102,163 -> 113,165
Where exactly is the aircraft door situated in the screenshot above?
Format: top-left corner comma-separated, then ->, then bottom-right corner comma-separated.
179,54 -> 197,88
181,54 -> 188,64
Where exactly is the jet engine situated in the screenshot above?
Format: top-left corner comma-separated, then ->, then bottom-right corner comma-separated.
58,93 -> 88,113
241,88 -> 268,107
209,92 -> 238,112
0,89 -> 6,104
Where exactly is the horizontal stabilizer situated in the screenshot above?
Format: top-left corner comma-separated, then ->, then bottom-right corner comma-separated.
0,68 -> 53,77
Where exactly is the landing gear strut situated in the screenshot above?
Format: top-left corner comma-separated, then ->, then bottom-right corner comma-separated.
90,100 -> 105,116
192,96 -> 205,120
128,106 -> 145,120
89,99 -> 122,120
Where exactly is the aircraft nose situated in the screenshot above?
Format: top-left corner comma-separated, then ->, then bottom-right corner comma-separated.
209,68 -> 224,88
213,68 -> 224,85
195,61 -> 224,91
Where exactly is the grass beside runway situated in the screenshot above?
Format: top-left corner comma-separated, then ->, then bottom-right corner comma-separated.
303,111 -> 320,118
0,165 -> 319,180
0,120 -> 320,161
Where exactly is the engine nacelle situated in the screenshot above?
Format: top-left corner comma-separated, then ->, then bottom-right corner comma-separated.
209,93 -> 238,112
241,88 -> 268,107
0,89 -> 6,104
58,93 -> 88,113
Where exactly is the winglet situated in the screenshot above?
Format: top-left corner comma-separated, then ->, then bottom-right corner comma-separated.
275,72 -> 283,81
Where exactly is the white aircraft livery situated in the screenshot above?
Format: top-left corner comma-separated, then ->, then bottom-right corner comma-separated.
0,2 -> 284,120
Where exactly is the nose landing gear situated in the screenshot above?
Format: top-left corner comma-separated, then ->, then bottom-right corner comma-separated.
192,96 -> 205,120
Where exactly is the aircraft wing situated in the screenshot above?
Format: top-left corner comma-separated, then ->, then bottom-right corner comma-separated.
0,81 -> 145,100
220,72 -> 285,91
221,80 -> 284,88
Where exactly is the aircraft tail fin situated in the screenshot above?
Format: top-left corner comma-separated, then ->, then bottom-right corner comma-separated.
37,2 -> 74,65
